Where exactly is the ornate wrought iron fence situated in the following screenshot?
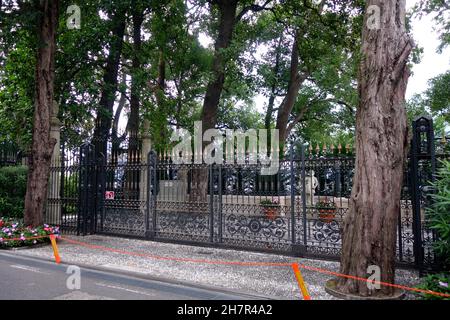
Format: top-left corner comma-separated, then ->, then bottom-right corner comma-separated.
44,117 -> 447,272
0,141 -> 27,167
45,142 -> 81,235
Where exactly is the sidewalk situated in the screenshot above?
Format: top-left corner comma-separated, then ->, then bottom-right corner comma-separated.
11,235 -> 421,300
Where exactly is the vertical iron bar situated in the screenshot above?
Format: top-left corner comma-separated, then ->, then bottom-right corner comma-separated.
301,144 -> 307,248
152,152 -> 158,236
290,144 -> 295,245
397,202 -> 403,262
145,151 -> 153,238
218,164 -> 223,244
97,154 -> 106,233
209,164 -> 214,243
411,119 -> 423,271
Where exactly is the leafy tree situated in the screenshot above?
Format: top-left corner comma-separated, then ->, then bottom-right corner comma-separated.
425,71 -> 450,123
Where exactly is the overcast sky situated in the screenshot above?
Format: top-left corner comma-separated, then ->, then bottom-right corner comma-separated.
406,0 -> 450,98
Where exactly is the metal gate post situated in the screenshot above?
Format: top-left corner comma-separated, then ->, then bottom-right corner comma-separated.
290,144 -> 296,245
218,164 -> 223,244
95,154 -> 106,234
410,129 -> 424,271
301,144 -> 307,249
209,164 -> 214,243
291,143 -> 306,256
77,143 -> 94,236
410,116 -> 436,272
146,151 -> 157,239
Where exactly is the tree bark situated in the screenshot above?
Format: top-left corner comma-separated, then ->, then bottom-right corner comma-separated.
200,0 -> 239,133
93,7 -> 127,159
23,0 -> 59,227
336,0 -> 413,297
264,36 -> 282,131
190,0 -> 238,203
128,3 -> 144,156
125,4 -> 144,199
275,30 -> 308,146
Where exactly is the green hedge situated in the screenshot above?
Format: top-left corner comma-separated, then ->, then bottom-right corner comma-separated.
0,166 -> 28,219
428,160 -> 450,267
417,160 -> 450,300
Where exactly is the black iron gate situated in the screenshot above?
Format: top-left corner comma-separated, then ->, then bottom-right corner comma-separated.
77,143 -> 104,235
47,117 -> 446,272
409,116 -> 441,272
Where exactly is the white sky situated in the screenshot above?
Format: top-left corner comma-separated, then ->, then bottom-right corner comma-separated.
406,0 -> 450,99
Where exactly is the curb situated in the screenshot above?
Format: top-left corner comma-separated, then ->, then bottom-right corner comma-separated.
0,242 -> 51,251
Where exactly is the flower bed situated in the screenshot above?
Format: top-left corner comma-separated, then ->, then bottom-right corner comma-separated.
0,218 -> 60,249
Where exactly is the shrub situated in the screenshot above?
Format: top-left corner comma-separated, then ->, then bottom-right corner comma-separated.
0,166 -> 28,218
0,217 -> 60,249
260,199 -> 280,207
416,273 -> 450,300
417,160 -> 450,300
428,160 -> 450,267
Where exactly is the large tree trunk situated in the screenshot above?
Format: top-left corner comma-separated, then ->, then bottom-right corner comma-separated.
264,36 -> 282,131
190,0 -> 238,203
128,3 -> 144,155
200,0 -> 238,132
125,4 -> 144,200
23,0 -> 59,227
93,8 -> 126,159
275,30 -> 310,147
336,0 -> 413,297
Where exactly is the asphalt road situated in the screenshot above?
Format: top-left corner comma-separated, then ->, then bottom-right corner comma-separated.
0,252 -> 267,300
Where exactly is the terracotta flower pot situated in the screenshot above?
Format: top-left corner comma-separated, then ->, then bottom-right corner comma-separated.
263,207 -> 279,220
318,209 -> 336,223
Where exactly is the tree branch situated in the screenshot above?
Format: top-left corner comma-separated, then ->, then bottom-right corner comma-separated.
235,0 -> 273,22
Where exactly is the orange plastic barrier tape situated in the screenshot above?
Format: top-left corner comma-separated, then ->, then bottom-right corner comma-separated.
292,263 -> 311,300
58,236 -> 450,299
49,235 -> 61,264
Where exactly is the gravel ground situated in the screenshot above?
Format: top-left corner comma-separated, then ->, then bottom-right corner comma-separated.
10,235 -> 422,300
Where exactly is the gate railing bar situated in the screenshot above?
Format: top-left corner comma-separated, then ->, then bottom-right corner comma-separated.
290,144 -> 296,246
145,151 -> 152,238
209,164 -> 214,243
301,144 -> 307,248
218,164 -> 223,244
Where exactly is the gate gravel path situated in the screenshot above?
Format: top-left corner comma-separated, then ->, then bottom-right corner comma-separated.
10,235 -> 421,300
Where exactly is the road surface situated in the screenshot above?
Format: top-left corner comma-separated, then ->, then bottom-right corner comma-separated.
0,252 -> 267,300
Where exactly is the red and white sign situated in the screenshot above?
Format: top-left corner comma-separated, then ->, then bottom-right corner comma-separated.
105,191 -> 115,200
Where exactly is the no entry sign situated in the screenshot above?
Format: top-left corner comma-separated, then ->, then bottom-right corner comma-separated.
105,191 -> 115,200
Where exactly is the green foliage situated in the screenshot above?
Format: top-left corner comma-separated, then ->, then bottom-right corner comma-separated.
0,218 -> 60,249
0,166 -> 28,218
425,71 -> 450,123
315,200 -> 337,210
427,160 -> 450,267
0,28 -> 35,147
259,199 -> 280,207
416,273 -> 450,300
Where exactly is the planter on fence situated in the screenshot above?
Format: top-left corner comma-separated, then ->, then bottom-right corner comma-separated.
316,201 -> 337,223
260,200 -> 280,221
